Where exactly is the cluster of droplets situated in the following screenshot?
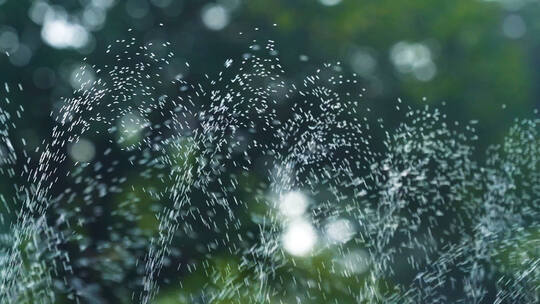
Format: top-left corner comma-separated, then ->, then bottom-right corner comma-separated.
0,30 -> 538,304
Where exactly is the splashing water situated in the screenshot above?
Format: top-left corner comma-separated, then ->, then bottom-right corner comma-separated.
0,30 -> 538,304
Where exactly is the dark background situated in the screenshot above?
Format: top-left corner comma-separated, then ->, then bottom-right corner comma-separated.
0,0 -> 538,303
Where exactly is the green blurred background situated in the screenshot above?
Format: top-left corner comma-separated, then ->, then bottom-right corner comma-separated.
0,0 -> 538,303
1,0 -> 539,150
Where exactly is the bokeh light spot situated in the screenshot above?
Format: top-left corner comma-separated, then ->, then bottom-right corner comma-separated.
282,219 -> 318,256
201,4 -> 230,31
69,138 -> 96,163
279,191 -> 308,218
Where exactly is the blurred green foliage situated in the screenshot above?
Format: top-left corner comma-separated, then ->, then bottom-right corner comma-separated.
0,0 -> 538,303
